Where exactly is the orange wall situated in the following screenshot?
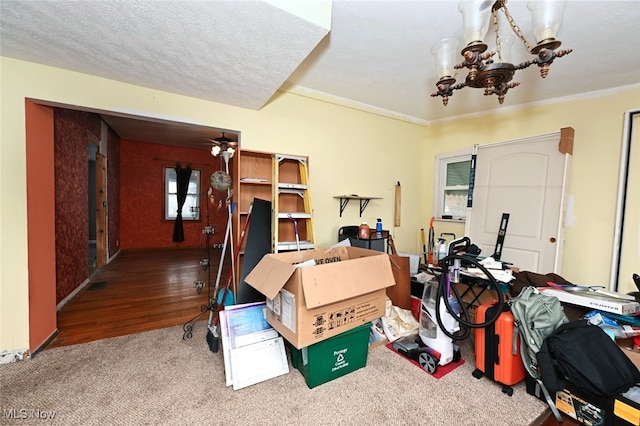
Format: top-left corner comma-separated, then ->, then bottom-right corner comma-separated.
25,100 -> 57,352
119,140 -> 233,249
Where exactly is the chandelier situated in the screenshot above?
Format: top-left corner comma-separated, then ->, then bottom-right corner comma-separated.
431,0 -> 572,106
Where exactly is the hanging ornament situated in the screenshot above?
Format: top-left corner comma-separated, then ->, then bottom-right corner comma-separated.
210,170 -> 232,192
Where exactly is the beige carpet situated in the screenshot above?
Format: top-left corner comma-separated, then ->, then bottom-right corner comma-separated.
0,324 -> 548,425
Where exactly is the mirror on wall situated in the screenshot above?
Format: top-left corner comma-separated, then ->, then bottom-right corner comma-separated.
612,109 -> 640,293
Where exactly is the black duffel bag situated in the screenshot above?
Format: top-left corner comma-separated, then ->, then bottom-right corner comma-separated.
536,319 -> 640,397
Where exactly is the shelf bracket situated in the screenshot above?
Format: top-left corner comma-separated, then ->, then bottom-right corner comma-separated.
334,195 -> 381,217
358,198 -> 371,217
338,197 -> 350,217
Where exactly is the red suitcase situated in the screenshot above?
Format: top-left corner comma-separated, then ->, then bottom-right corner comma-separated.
472,302 -> 526,395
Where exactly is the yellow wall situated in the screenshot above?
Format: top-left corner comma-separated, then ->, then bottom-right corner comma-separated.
1,56 -> 638,352
0,57 -> 425,351
421,88 -> 640,291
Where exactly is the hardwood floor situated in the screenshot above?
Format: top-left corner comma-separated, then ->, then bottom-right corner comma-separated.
535,411 -> 580,426
47,248 -> 231,349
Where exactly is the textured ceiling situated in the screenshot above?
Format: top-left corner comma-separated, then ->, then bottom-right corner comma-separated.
2,0 -> 640,147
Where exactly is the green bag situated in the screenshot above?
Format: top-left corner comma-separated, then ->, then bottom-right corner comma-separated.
510,286 -> 569,378
509,286 -> 568,422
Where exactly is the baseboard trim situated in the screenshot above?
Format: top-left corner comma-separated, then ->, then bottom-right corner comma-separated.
57,278 -> 91,311
31,329 -> 59,358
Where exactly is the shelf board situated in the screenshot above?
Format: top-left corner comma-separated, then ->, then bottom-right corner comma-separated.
333,195 -> 382,217
278,183 -> 307,190
239,177 -> 269,183
277,240 -> 315,251
277,212 -> 312,219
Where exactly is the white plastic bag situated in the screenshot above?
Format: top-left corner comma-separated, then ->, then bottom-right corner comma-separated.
380,298 -> 419,342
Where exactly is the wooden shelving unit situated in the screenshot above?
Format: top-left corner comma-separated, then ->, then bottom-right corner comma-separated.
273,154 -> 315,252
232,149 -> 315,288
233,149 -> 272,258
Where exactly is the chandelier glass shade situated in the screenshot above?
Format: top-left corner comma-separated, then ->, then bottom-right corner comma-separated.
431,38 -> 460,82
459,0 -> 492,46
431,0 -> 572,106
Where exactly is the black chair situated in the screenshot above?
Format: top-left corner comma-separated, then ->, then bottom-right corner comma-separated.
338,225 -> 385,252
338,226 -> 359,242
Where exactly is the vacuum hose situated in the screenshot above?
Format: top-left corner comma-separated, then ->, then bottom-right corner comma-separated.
434,254 -> 504,341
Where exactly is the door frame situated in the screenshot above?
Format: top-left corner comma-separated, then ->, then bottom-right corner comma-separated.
95,152 -> 107,267
611,108 -> 640,291
465,128 -> 574,274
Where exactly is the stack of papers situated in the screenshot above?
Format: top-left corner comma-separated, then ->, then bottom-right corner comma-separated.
463,267 -> 514,283
219,302 -> 289,390
239,177 -> 268,183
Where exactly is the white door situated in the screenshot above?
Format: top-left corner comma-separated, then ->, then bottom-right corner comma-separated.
466,132 -> 571,273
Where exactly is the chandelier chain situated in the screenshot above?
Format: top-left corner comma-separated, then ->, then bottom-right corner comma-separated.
492,9 -> 502,62
499,2 -> 533,52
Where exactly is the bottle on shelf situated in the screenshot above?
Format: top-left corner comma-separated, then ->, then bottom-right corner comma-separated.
375,218 -> 383,238
359,222 -> 370,239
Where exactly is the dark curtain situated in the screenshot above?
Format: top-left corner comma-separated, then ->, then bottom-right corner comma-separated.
172,164 -> 192,242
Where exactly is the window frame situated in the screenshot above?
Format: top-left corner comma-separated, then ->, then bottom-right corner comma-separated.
164,167 -> 201,221
434,149 -> 472,221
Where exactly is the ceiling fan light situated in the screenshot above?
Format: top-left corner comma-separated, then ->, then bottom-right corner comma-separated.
431,38 -> 460,79
211,145 -> 221,157
458,0 -> 492,45
527,0 -> 566,45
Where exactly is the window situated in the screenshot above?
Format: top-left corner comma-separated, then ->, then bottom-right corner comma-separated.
434,151 -> 472,220
164,167 -> 201,220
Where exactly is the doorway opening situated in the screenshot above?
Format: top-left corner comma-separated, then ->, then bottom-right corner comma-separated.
88,142 -> 98,272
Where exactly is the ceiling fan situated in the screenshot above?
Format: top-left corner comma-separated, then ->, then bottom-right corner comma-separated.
203,132 -> 238,151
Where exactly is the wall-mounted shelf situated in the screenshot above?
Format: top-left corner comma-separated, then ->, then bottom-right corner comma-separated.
333,195 -> 382,217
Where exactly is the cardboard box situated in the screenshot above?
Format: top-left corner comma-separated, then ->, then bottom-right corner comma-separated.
540,288 -> 640,316
555,386 -> 609,425
526,376 -> 640,425
245,246 -> 395,349
527,338 -> 640,425
617,339 -> 640,371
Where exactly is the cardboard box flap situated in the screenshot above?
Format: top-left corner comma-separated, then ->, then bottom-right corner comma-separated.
244,254 -> 296,300
300,254 -> 394,309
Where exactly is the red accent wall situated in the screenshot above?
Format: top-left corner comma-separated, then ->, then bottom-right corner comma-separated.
119,140 -> 232,250
54,109 -> 102,303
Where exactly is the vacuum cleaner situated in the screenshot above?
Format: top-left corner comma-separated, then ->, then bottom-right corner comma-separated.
434,237 -> 505,339
419,277 -> 462,365
416,237 -> 472,368
393,236 -> 505,374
